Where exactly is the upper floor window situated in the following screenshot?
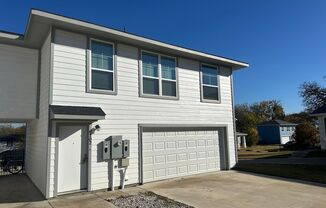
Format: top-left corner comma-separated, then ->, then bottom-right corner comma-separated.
281,127 -> 285,131
201,64 -> 220,102
89,39 -> 116,93
141,51 -> 177,98
287,126 -> 290,131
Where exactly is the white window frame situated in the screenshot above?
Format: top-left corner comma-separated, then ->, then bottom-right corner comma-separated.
200,63 -> 221,103
87,38 -> 117,95
139,50 -> 178,99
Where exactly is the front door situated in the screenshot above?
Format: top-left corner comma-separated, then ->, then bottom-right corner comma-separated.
58,125 -> 88,193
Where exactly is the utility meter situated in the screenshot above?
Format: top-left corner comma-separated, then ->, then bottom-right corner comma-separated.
122,140 -> 130,158
103,140 -> 110,161
110,135 -> 123,159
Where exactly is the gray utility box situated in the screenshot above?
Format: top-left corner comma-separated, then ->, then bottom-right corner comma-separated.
103,139 -> 111,161
110,135 -> 123,159
118,158 -> 130,168
122,140 -> 130,158
103,136 -> 130,161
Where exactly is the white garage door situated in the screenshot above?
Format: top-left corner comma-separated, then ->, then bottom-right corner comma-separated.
142,128 -> 225,183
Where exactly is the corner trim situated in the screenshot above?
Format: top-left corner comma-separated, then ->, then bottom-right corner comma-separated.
230,72 -> 238,163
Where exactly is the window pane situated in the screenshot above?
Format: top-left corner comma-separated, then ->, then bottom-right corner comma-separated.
91,41 -> 113,70
91,70 -> 113,90
142,52 -> 158,77
202,65 -> 218,86
162,80 -> 176,97
203,86 -> 219,100
161,57 -> 176,80
143,77 -> 159,95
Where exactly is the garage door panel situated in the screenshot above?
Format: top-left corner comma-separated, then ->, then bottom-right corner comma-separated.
142,128 -> 223,183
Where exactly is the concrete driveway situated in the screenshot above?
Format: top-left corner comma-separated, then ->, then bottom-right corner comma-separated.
1,172 -> 326,208
142,171 -> 326,208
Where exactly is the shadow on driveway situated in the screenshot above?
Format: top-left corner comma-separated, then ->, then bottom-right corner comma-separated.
0,174 -> 44,204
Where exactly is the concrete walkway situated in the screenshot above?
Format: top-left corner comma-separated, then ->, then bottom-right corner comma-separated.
239,157 -> 326,166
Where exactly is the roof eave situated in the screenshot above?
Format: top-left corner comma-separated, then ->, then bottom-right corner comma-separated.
29,9 -> 249,70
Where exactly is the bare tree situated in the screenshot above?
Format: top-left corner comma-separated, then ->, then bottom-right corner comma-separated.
299,82 -> 326,112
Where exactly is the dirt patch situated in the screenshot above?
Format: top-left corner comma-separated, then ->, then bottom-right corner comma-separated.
109,191 -> 193,208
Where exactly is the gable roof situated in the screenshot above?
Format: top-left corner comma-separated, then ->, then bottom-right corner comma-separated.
311,103 -> 326,116
257,119 -> 297,126
0,9 -> 249,70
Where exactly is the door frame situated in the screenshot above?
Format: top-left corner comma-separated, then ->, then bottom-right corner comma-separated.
54,122 -> 92,196
138,124 -> 230,184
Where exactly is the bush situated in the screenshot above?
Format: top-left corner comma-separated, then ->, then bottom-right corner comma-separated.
293,122 -> 320,148
246,127 -> 259,147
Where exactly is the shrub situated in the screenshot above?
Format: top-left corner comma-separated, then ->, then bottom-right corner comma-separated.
293,122 -> 320,148
246,127 -> 259,147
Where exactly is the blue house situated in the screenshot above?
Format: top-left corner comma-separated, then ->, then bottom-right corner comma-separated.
257,120 -> 297,144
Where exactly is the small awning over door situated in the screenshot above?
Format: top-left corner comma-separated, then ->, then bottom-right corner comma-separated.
49,105 -> 106,120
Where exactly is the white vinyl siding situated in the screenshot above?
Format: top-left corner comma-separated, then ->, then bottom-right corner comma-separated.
140,51 -> 177,99
0,44 -> 38,120
51,29 -> 236,191
25,32 -> 51,197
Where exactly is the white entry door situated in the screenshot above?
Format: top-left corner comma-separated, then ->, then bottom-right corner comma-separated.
142,128 -> 224,183
58,125 -> 88,193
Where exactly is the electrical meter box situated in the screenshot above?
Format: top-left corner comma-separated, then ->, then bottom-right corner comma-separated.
118,158 -> 130,168
110,135 -> 123,159
122,140 -> 130,158
103,140 -> 111,161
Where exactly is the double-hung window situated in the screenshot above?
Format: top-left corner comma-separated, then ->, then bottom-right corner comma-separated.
141,51 -> 177,98
201,64 -> 220,102
89,39 -> 115,93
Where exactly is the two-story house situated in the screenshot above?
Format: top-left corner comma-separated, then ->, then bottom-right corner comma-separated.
0,9 -> 248,198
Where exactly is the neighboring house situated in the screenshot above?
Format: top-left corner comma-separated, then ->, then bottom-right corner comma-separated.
0,9 -> 248,198
257,120 -> 297,144
311,104 -> 326,150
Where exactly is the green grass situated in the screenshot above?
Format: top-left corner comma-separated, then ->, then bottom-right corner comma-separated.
238,145 -> 294,159
234,163 -> 326,184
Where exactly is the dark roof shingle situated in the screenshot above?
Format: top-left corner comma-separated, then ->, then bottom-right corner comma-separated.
311,104 -> 326,115
50,105 -> 106,116
258,119 -> 296,126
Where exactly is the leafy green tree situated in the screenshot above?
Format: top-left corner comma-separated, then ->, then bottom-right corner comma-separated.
235,104 -> 260,146
293,122 -> 320,148
250,100 -> 285,121
246,127 -> 259,147
284,112 -> 315,124
299,82 -> 326,112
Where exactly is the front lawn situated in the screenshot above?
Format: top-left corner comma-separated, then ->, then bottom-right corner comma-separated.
238,145 -> 294,159
234,163 -> 326,184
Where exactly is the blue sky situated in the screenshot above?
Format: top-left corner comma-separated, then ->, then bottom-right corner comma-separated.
0,0 -> 325,114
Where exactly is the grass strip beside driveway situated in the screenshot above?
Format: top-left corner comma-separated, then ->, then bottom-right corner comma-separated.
234,163 -> 326,184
